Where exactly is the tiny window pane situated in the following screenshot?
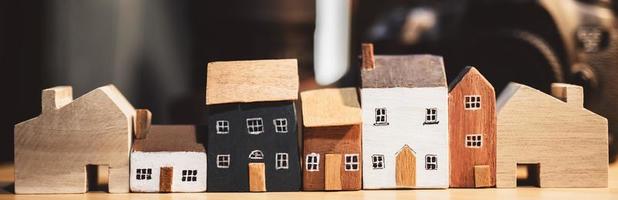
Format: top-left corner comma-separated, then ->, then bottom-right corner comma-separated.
344,154 -> 359,171
306,153 -> 320,172
182,169 -> 198,182
246,118 -> 264,135
249,150 -> 264,159
217,154 -> 231,168
216,120 -> 230,134
464,95 -> 481,110
273,118 -> 288,133
425,154 -> 437,170
372,154 -> 385,169
136,168 -> 152,180
465,134 -> 483,148
374,108 -> 389,126
424,108 -> 439,125
276,153 -> 289,170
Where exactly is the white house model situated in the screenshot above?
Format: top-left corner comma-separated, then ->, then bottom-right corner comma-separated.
360,45 -> 449,189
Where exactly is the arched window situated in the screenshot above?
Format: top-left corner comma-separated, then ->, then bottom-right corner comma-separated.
249,150 -> 264,159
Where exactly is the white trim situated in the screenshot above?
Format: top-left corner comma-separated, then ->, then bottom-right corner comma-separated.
464,95 -> 481,110
465,134 -> 483,148
246,118 -> 264,135
248,150 -> 264,160
216,120 -> 230,134
276,153 -> 289,170
371,154 -> 384,169
217,154 -> 230,168
273,118 -> 288,133
345,154 -> 359,171
306,153 -> 320,172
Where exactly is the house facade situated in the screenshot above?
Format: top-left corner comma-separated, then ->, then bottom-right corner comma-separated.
130,125 -> 207,192
301,88 -> 362,191
360,44 -> 449,189
448,66 -> 496,188
206,59 -> 301,192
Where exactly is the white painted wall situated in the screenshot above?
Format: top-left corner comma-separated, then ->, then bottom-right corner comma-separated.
130,151 -> 207,192
361,87 -> 449,189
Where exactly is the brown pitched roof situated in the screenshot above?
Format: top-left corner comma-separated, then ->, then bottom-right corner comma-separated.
448,66 -> 493,92
133,125 -> 205,152
206,59 -> 299,105
361,55 -> 447,88
301,87 -> 362,127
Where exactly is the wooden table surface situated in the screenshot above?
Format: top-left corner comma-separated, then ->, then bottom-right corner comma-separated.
0,162 -> 617,200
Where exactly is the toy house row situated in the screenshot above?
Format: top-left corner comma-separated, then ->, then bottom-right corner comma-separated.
13,44 -> 607,194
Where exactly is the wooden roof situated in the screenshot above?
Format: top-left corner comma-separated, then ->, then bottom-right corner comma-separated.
133,125 -> 205,152
361,55 -> 447,88
448,66 -> 494,92
301,87 -> 362,127
206,59 -> 299,105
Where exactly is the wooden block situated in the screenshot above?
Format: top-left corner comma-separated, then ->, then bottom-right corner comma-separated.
134,109 -> 152,139
14,85 -> 135,194
395,145 -> 416,188
361,43 -> 375,70
325,154 -> 342,190
159,167 -> 173,193
249,163 -> 266,192
301,88 -> 362,127
496,83 -> 608,188
474,165 -> 492,188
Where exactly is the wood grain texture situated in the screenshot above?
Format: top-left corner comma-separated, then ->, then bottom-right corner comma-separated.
14,85 -> 135,194
300,87 -> 361,127
474,165 -> 491,188
302,125 -> 362,191
133,125 -> 205,152
361,43 -> 375,70
496,82 -> 608,188
249,163 -> 266,192
361,55 -> 446,88
206,59 -> 299,105
160,167 -> 173,193
134,109 -> 151,139
325,154 -> 342,191
448,67 -> 496,188
396,145 -> 416,188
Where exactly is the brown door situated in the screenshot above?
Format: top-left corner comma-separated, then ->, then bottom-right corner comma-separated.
159,167 -> 173,192
396,145 -> 416,188
474,165 -> 491,188
325,154 -> 342,190
249,163 -> 266,192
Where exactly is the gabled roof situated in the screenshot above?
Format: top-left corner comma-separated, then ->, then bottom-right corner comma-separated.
448,66 -> 493,92
206,59 -> 299,105
301,87 -> 362,127
133,125 -> 205,152
361,55 -> 447,88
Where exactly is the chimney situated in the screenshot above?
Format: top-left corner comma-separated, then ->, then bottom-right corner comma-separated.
361,43 -> 375,70
41,86 -> 73,113
551,83 -> 584,108
134,109 -> 152,139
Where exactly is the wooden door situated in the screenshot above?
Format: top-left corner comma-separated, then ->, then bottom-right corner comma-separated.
159,167 -> 173,192
396,145 -> 416,188
474,165 -> 491,188
249,163 -> 266,192
325,154 -> 342,190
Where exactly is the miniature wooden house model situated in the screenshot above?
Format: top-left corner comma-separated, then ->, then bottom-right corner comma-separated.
206,59 -> 301,192
360,44 -> 449,189
448,66 -> 496,188
301,88 -> 362,191
130,110 -> 207,193
496,83 -> 608,188
14,85 -> 135,194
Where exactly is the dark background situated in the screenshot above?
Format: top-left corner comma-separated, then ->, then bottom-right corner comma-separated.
2,0 -> 618,163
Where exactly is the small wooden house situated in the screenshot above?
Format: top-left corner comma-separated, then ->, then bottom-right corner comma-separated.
130,110 -> 207,192
448,66 -> 496,188
496,82 -> 608,188
206,59 -> 301,192
360,44 -> 449,189
14,85 -> 135,194
301,87 -> 362,191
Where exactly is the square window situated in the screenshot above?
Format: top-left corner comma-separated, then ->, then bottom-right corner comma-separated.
182,169 -> 198,182
372,154 -> 385,169
273,118 -> 288,133
217,154 -> 231,168
136,168 -> 152,180
276,153 -> 289,170
464,95 -> 481,110
246,118 -> 264,134
465,134 -> 483,148
344,154 -> 359,171
423,108 -> 439,125
425,154 -> 437,170
374,108 -> 389,126
306,153 -> 320,172
216,120 -> 230,134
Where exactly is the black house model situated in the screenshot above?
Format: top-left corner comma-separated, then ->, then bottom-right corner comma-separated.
205,59 -> 301,192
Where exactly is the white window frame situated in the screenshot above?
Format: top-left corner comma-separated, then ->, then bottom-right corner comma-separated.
374,108 -> 388,126
216,120 -> 230,134
344,154 -> 360,171
306,153 -> 320,172
465,134 -> 483,148
425,154 -> 437,170
249,150 -> 264,160
276,153 -> 289,170
464,95 -> 481,110
246,118 -> 264,135
273,118 -> 288,133
136,168 -> 152,180
371,154 -> 385,169
181,169 -> 198,182
423,108 -> 439,125
217,154 -> 231,168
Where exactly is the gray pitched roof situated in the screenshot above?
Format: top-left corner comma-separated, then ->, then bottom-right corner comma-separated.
361,55 -> 447,88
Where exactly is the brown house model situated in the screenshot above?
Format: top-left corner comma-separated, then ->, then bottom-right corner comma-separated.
448,66 -> 496,188
496,82 -> 608,188
301,88 -> 362,191
14,85 -> 135,194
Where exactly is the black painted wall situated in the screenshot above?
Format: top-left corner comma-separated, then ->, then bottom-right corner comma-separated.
207,101 -> 300,192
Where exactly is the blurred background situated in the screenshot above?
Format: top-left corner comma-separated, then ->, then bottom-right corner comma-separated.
1,0 -> 618,163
